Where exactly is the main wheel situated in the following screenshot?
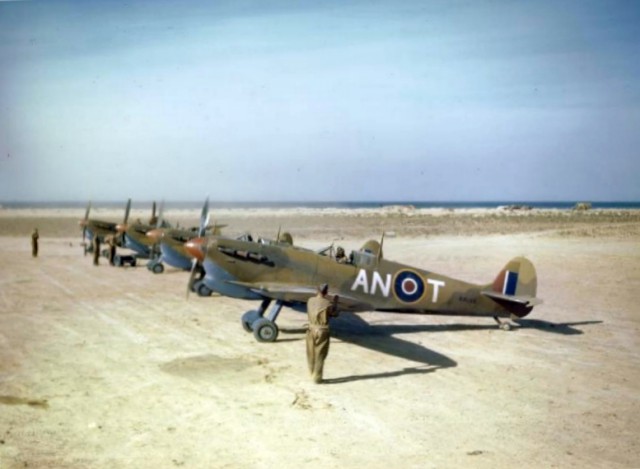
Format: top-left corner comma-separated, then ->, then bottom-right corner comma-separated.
130,258 -> 137,267
152,262 -> 164,274
241,310 -> 260,332
196,282 -> 212,297
252,318 -> 279,343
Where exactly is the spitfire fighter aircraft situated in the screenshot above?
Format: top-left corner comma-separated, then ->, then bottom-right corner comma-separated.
145,198 -> 225,278
78,199 -> 134,254
184,235 -> 542,343
114,201 -> 171,262
79,199 -> 163,264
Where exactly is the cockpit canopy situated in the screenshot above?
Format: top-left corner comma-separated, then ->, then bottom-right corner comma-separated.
350,239 -> 383,267
236,232 -> 295,247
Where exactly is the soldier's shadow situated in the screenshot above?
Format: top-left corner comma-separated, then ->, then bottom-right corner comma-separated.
321,314 -> 457,384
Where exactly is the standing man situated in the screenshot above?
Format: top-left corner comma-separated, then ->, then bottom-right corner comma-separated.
92,236 -> 101,266
107,235 -> 116,266
31,228 -> 39,258
306,284 -> 339,384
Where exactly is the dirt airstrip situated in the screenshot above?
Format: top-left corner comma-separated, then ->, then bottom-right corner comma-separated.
0,208 -> 639,468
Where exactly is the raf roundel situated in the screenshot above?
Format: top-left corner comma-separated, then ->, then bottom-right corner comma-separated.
393,270 -> 425,303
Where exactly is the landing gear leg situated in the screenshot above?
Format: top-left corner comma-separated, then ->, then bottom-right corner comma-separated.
241,300 -> 283,342
493,316 -> 512,331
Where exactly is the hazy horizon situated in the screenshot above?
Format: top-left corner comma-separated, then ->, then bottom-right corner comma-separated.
1,199 -> 637,207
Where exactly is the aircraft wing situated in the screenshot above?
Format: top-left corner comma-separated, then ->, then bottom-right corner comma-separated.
226,280 -> 374,312
481,290 -> 543,306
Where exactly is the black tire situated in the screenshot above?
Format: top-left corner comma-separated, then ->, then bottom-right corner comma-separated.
196,282 -> 212,297
152,262 -> 164,274
241,310 -> 260,332
131,258 -> 137,267
252,318 -> 278,343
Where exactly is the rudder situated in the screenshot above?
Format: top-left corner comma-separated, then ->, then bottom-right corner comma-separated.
491,256 -> 537,298
483,256 -> 540,318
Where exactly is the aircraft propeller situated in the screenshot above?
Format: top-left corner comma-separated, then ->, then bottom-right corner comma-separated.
115,198 -> 133,244
149,200 -> 165,259
151,201 -> 157,224
155,200 -> 164,229
80,201 -> 91,255
199,197 -> 210,237
186,197 -> 211,298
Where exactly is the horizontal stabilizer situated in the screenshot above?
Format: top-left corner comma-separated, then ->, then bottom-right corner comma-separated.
481,290 -> 543,307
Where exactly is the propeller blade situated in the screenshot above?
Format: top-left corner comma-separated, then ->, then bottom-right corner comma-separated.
198,196 -> 209,237
84,201 -> 91,222
81,201 -> 91,254
186,258 -> 199,299
156,200 -> 165,229
276,225 -> 281,243
123,198 -> 132,226
152,201 -> 156,220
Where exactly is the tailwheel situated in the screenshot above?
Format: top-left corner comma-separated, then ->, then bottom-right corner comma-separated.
494,316 -> 512,331
252,318 -> 279,343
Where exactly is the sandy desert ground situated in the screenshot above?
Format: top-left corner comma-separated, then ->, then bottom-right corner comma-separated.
0,207 -> 639,468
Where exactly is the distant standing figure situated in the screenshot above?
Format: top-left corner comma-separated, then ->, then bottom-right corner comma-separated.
306,284 -> 339,384
107,235 -> 116,266
92,236 -> 101,266
31,228 -> 39,258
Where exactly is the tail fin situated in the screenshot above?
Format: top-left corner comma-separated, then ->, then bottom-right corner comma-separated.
482,256 -> 542,317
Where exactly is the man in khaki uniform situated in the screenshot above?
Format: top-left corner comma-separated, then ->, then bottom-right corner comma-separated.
31,228 -> 39,258
107,235 -> 116,266
306,284 -> 339,384
92,236 -> 101,266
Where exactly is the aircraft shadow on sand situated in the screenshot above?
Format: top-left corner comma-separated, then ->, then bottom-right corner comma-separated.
319,316 -> 602,337
285,314 -> 458,384
280,315 -> 603,383
513,319 -> 603,335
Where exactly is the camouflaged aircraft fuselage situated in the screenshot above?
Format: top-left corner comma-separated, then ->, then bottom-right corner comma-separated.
199,237 -> 539,320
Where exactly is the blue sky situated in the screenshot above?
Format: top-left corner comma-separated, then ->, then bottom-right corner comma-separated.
1,0 -> 639,202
